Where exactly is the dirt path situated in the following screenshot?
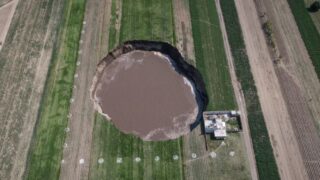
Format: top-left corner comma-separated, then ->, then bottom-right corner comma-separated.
254,0 -> 320,179
0,0 -> 65,179
215,0 -> 258,179
234,0 -> 309,179
0,0 -> 18,51
59,0 -> 112,179
173,0 -> 195,65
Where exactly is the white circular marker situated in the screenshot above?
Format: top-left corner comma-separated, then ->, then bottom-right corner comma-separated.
83,21 -> 86,25
78,50 -> 82,54
76,61 -> 81,66
229,151 -> 235,157
81,30 -> 85,34
65,127 -> 70,132
116,157 -> 122,163
61,159 -> 65,164
191,153 -> 197,159
68,113 -> 72,118
74,73 -> 78,78
98,158 -> 104,164
173,155 -> 179,160
79,159 -> 84,164
63,143 -> 68,148
70,98 -> 74,103
210,152 -> 217,158
135,157 -> 141,162
154,156 -> 160,161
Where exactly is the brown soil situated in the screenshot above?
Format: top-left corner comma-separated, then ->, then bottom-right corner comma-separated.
234,0 -> 308,179
254,0 -> 320,179
93,50 -> 198,141
0,0 -> 17,51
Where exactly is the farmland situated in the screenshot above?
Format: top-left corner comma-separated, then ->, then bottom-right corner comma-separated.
304,0 -> 320,32
0,0 -> 66,179
24,0 -> 86,179
220,0 -> 280,179
88,0 -> 184,179
286,0 -> 320,79
182,0 -> 251,179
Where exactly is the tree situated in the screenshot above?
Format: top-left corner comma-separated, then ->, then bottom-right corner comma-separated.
308,1 -> 320,12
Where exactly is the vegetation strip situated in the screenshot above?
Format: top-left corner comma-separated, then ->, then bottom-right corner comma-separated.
88,0 -> 184,179
220,0 -> 280,179
187,0 -> 250,179
25,0 -> 86,179
286,0 -> 320,79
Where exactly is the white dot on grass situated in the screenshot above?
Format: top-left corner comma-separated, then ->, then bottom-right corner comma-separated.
135,157 -> 141,162
116,157 -> 122,163
210,151 -> 217,158
61,159 -> 65,164
78,50 -> 82,54
80,40 -> 83,44
65,127 -> 70,132
98,158 -> 104,164
67,113 -> 72,118
229,151 -> 235,157
83,21 -> 86,25
221,141 -> 226,146
74,73 -> 78,78
76,61 -> 81,66
81,30 -> 85,34
154,156 -> 160,162
70,98 -> 74,103
79,159 -> 84,164
173,155 -> 179,160
191,153 -> 197,159
63,143 -> 68,148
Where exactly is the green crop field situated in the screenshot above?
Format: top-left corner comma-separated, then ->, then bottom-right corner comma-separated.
24,0 -> 86,179
186,0 -> 250,179
88,0 -> 184,179
189,0 -> 235,111
220,0 -> 280,180
286,0 -> 320,79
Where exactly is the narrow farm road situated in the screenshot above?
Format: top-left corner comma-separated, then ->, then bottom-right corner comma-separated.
59,0 -> 112,179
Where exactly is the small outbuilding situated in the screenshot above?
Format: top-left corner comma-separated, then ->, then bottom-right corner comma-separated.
203,111 -> 240,139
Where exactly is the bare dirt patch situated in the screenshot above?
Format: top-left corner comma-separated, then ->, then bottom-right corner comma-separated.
0,0 -> 17,51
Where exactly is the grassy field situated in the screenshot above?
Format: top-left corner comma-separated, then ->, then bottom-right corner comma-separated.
286,0 -> 320,79
186,0 -> 250,179
24,0 -> 86,179
189,0 -> 235,111
88,0 -> 184,179
220,0 -> 280,179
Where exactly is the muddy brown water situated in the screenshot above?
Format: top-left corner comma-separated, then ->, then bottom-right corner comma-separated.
93,50 -> 198,141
